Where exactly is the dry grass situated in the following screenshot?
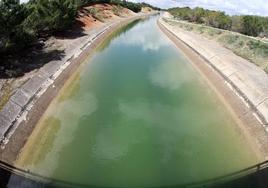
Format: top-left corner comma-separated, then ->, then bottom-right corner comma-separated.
0,83 -> 12,110
165,19 -> 268,73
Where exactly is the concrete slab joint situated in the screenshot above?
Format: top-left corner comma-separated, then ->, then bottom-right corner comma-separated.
0,12 -> 156,145
159,17 -> 268,127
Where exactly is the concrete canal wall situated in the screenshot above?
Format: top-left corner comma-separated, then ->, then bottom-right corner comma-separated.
0,13 -> 156,147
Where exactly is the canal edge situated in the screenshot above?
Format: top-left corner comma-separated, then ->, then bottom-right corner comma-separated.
0,12 -> 158,164
157,15 -> 268,161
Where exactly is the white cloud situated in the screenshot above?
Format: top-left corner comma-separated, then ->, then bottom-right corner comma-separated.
130,0 -> 268,16
114,18 -> 170,51
20,0 -> 268,16
20,0 -> 28,3
149,60 -> 192,90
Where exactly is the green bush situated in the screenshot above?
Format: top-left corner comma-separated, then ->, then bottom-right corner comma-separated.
112,6 -> 123,16
86,7 -> 104,21
247,40 -> 268,56
0,0 -> 156,55
0,0 -> 35,53
87,7 -> 98,15
242,16 -> 263,37
25,0 -> 78,33
119,1 -> 142,13
168,7 -> 268,38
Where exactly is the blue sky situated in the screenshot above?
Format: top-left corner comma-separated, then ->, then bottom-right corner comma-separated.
130,0 -> 268,16
20,0 -> 268,16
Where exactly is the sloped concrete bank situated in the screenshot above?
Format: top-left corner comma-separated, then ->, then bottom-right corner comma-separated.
158,16 -> 268,159
0,12 -> 156,163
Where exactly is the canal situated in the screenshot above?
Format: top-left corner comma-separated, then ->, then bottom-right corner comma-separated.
16,15 -> 258,187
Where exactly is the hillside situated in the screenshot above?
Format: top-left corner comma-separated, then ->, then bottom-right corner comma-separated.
77,3 -> 135,29
0,2 -> 157,110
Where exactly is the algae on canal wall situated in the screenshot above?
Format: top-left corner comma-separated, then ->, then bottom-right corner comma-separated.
17,15 -> 259,187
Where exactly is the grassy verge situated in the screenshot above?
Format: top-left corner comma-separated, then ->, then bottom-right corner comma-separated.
164,19 -> 268,73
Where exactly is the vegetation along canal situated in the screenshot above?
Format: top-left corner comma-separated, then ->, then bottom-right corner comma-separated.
17,15 -> 258,187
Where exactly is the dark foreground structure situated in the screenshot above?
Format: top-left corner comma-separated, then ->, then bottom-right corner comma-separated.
1,160 -> 268,188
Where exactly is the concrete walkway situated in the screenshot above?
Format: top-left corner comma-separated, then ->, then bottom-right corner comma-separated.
159,16 -> 268,130
0,13 -> 154,146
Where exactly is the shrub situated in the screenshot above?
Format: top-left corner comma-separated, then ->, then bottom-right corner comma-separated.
0,0 -> 154,56
242,16 -> 263,37
0,0 -> 36,53
168,7 -> 268,37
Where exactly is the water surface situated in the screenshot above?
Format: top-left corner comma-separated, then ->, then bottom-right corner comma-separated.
18,16 -> 258,187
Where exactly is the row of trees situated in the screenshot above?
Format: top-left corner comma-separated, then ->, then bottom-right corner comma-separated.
1,0 -> 84,54
89,0 -> 143,12
168,7 -> 268,37
241,15 -> 268,37
0,0 -> 153,54
140,2 -> 161,11
89,1 -> 161,12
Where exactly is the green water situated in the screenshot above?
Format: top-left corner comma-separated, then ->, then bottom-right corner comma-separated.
20,16 -> 258,187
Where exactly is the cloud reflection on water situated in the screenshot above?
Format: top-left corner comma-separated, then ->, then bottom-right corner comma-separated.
26,93 -> 98,177
114,18 -> 170,52
149,59 -> 193,90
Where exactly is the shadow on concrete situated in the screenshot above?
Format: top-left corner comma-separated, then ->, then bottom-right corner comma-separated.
0,47 -> 65,79
53,23 -> 87,40
0,22 -> 87,79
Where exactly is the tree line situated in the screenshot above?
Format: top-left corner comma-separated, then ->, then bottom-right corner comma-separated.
0,0 -> 155,55
168,7 -> 268,37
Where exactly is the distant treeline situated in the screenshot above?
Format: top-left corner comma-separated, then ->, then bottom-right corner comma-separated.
96,1 -> 161,12
93,0 -> 141,13
168,7 -> 268,37
0,0 -> 158,55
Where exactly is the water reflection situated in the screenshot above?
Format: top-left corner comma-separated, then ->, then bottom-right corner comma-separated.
149,59 -> 193,90
97,19 -> 143,52
18,88 -> 98,177
114,16 -> 170,51
14,15 -> 258,187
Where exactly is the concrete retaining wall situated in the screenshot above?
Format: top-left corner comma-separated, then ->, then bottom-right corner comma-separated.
0,13 -> 155,145
160,17 -> 268,129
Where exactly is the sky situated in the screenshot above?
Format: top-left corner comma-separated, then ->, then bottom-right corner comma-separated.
19,0 -> 268,16
129,0 -> 268,16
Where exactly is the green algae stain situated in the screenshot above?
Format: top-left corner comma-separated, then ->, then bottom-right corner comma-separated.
58,73 -> 81,103
18,16 -> 259,186
21,117 -> 61,166
97,19 -> 142,52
